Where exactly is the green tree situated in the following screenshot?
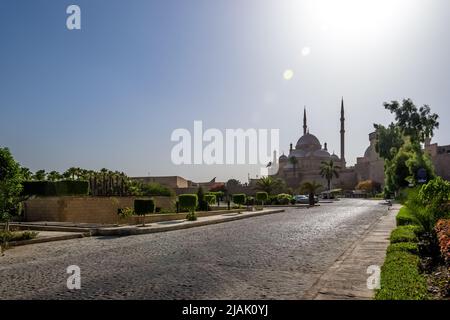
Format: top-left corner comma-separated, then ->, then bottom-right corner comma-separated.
382,99 -> 439,144
47,171 -> 62,181
374,123 -> 404,161
255,176 -> 280,195
300,181 -> 322,206
197,187 -> 208,211
320,160 -> 340,190
0,147 -> 24,232
33,169 -> 46,181
20,167 -> 32,181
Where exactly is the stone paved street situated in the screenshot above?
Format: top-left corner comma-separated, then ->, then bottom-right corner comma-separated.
0,199 -> 389,299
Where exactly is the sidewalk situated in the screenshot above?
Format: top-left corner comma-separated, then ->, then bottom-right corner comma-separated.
303,204 -> 399,300
97,208 -> 285,236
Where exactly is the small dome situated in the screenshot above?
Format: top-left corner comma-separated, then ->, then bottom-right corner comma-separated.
279,154 -> 288,162
314,149 -> 331,157
295,133 -> 321,151
331,153 -> 340,161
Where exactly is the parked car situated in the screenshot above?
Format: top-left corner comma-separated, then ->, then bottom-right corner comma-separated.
294,195 -> 318,204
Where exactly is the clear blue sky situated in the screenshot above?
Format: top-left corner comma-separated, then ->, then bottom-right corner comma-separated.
1,0 -> 449,182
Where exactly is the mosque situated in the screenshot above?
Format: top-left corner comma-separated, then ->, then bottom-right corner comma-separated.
270,98 -> 450,191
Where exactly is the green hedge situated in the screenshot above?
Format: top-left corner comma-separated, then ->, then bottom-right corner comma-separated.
232,194 -> 246,207
22,180 -> 89,196
204,194 -> 216,206
396,207 -> 418,226
255,192 -> 268,203
178,194 -> 198,212
134,199 -> 155,215
375,249 -> 428,300
389,225 -> 420,243
386,242 -> 419,255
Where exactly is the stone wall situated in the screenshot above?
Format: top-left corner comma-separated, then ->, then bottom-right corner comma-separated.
24,196 -> 176,224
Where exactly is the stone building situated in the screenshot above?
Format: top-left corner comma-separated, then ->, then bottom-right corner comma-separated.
271,98 -> 450,191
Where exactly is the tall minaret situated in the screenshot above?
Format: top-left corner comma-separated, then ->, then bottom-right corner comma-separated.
340,97 -> 346,167
303,106 -> 307,135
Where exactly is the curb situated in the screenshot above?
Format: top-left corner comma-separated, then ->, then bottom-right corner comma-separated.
7,233 -> 87,247
97,209 -> 285,236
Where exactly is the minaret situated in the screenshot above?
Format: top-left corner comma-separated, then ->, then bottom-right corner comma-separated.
340,97 -> 346,167
303,107 -> 307,135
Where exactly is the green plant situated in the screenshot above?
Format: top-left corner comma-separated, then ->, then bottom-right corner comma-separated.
134,199 -> 155,226
0,147 -> 24,233
300,181 -> 322,206
255,192 -> 268,208
197,187 -> 208,211
419,177 -> 450,215
118,207 -> 134,219
389,225 -> 421,243
22,180 -> 89,196
186,212 -> 197,221
320,160 -> 340,190
178,194 -> 198,213
396,207 -> 418,226
232,194 -> 246,209
386,242 -> 419,255
375,249 -> 428,300
276,193 -> 292,205
140,182 -> 175,197
204,194 -> 216,210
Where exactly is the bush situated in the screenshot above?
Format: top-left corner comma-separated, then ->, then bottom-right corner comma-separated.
255,192 -> 268,205
396,207 -> 418,226
232,194 -> 246,208
22,180 -> 89,196
186,212 -> 197,221
419,177 -> 450,218
435,219 -> 450,265
386,242 -> 419,255
277,193 -> 292,205
204,194 -> 216,206
390,225 -> 421,243
134,199 -> 155,215
375,250 -> 429,300
118,207 -> 134,219
178,194 -> 198,212
140,182 -> 174,197
0,230 -> 38,242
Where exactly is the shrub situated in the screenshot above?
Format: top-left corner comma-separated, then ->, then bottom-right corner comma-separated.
390,225 -> 421,243
435,219 -> 450,265
140,182 -> 174,197
375,250 -> 428,300
386,242 -> 419,255
255,192 -> 268,205
0,230 -> 38,242
204,194 -> 216,209
277,193 -> 292,205
419,177 -> 450,219
134,199 -> 155,215
232,194 -> 246,208
186,212 -> 197,221
178,194 -> 198,213
396,207 -> 418,226
134,199 -> 155,226
118,207 -> 134,219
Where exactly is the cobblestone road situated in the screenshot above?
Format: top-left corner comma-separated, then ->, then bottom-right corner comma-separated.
0,199 -> 388,299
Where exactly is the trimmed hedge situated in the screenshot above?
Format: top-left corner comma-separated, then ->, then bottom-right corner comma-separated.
204,194 -> 216,206
134,199 -> 155,215
22,180 -> 89,196
178,194 -> 198,212
232,194 -> 246,207
390,225 -> 421,243
375,249 -> 429,300
396,207 -> 418,226
386,242 -> 419,255
277,193 -> 293,205
255,192 -> 268,203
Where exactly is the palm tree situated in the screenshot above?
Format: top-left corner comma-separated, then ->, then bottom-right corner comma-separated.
255,176 -> 280,195
33,169 -> 46,181
63,167 -> 79,180
300,181 -> 322,206
47,171 -> 62,181
288,156 -> 298,177
320,160 -> 340,191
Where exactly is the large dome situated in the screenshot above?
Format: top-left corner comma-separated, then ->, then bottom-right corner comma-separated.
295,133 -> 321,151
